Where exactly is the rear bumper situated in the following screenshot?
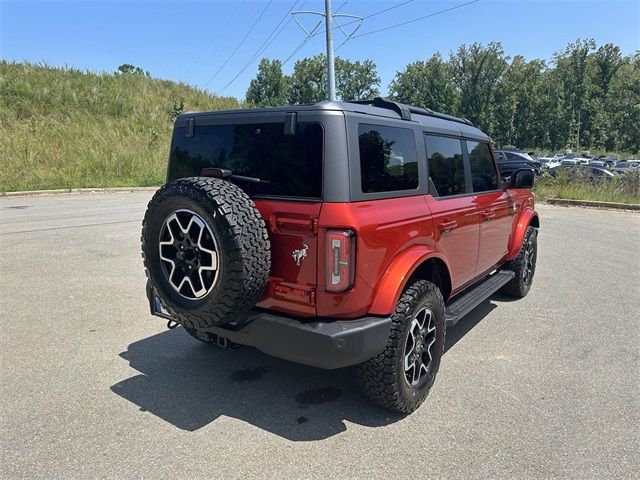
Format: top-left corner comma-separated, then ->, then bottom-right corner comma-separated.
146,281 -> 391,369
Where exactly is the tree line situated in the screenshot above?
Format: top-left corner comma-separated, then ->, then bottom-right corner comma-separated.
244,39 -> 639,153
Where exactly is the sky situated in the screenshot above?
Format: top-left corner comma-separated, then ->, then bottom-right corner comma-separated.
1,0 -> 639,100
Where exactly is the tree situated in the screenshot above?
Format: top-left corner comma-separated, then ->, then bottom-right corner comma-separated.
247,54 -> 381,104
116,64 -> 149,77
493,56 -> 548,148
449,42 -> 509,130
552,39 -> 596,149
607,52 -> 640,153
588,44 -> 624,150
286,55 -> 327,104
335,58 -> 380,101
388,53 -> 458,113
245,58 -> 288,107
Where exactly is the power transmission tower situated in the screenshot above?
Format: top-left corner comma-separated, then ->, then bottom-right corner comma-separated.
292,3 -> 362,101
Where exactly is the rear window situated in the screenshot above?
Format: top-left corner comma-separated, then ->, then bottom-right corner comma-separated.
167,122 -> 323,199
358,124 -> 419,193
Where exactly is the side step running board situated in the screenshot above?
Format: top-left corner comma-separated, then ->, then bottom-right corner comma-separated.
444,270 -> 515,327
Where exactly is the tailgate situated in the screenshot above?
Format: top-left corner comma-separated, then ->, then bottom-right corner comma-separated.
253,199 -> 321,317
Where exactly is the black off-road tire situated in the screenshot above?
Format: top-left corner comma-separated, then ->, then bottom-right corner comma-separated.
142,177 -> 270,329
356,280 -> 446,414
500,226 -> 537,298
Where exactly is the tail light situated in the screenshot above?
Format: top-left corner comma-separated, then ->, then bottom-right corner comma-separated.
325,229 -> 356,292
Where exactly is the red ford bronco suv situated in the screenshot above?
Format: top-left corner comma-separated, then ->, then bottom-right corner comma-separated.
142,97 -> 539,413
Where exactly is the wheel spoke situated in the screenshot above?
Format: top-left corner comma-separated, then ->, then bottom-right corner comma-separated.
404,307 -> 437,387
158,209 -> 220,300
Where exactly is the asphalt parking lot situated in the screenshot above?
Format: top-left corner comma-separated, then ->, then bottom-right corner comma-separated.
1,191 -> 639,479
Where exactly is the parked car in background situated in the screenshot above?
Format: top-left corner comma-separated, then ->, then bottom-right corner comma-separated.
540,152 -> 564,162
587,158 -> 606,167
494,149 -> 543,179
549,164 -> 619,180
613,161 -> 640,174
599,155 -> 619,167
560,153 -> 591,165
538,157 -> 562,170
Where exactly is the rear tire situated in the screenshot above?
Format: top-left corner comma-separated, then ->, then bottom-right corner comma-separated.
356,280 -> 446,414
500,225 -> 537,298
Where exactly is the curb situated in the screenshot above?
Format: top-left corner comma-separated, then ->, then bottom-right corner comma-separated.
547,198 -> 640,211
0,186 -> 159,198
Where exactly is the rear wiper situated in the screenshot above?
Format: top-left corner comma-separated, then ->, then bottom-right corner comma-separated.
201,168 -> 270,184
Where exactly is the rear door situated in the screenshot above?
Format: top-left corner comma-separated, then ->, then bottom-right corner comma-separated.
424,134 -> 479,291
467,140 -> 514,275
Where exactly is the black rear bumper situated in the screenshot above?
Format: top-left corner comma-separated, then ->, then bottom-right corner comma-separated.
146,281 -> 391,369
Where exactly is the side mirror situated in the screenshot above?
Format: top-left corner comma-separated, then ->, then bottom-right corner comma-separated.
508,168 -> 535,189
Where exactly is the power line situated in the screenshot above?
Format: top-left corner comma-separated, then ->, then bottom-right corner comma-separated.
282,33 -> 317,67
183,2 -> 244,81
361,0 -> 414,20
282,0 -> 412,68
313,0 -> 414,38
335,0 -> 349,13
202,0 -> 274,90
353,0 -> 479,38
216,0 -> 305,95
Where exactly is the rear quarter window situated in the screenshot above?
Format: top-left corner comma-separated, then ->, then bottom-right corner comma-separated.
167,122 -> 323,199
425,135 -> 465,197
467,141 -> 499,192
358,124 -> 419,194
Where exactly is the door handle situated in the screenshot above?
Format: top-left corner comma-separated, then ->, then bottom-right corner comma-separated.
438,220 -> 458,232
481,209 -> 497,220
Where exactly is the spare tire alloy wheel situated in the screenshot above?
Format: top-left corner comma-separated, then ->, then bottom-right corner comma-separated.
159,209 -> 219,300
142,177 -> 271,330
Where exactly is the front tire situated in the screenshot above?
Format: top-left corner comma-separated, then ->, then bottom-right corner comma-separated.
356,280 -> 446,414
500,225 -> 537,298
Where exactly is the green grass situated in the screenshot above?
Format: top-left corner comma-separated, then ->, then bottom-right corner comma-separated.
533,170 -> 640,204
0,61 -> 240,191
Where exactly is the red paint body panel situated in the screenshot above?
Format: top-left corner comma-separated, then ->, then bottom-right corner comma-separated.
367,246 -> 449,315
424,194 -> 479,290
316,196 -> 435,318
252,188 -> 536,320
473,190 -> 514,275
253,199 -> 321,317
505,190 -> 538,260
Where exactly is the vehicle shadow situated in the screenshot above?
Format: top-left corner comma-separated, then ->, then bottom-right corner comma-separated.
111,298 -> 499,441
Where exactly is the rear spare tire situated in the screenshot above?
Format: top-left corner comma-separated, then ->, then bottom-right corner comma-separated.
141,177 -> 271,329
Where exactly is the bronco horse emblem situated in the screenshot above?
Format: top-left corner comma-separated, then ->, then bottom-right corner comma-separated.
292,244 -> 309,266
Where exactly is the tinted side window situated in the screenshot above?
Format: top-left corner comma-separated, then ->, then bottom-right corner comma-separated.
467,141 -> 499,192
358,124 -> 419,193
425,135 -> 465,197
167,123 -> 323,198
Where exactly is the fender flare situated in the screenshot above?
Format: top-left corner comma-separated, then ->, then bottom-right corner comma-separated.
506,208 -> 539,260
368,246 -> 451,316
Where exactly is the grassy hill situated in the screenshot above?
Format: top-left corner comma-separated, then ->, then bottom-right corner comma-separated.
0,61 -> 239,192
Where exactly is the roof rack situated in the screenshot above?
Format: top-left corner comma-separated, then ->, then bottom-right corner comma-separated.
347,97 -> 474,127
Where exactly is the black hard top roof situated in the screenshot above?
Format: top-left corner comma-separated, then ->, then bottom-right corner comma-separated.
179,97 -> 489,141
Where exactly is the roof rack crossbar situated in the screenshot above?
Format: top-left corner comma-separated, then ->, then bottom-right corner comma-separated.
347,97 -> 473,127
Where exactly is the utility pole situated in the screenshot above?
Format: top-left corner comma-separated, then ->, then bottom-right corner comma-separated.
292,6 -> 361,102
324,0 -> 336,101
